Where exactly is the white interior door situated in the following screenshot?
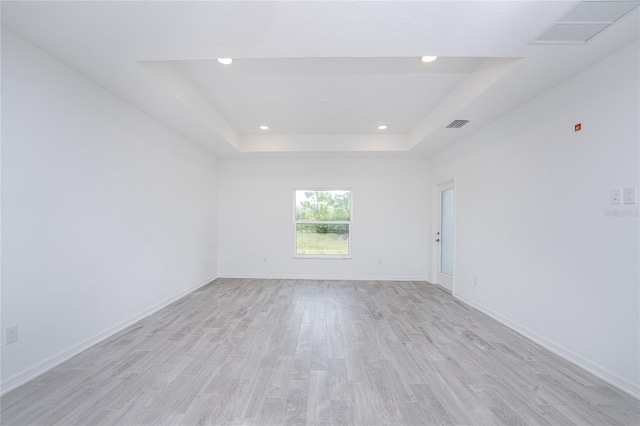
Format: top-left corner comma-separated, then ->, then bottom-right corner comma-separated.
436,182 -> 455,292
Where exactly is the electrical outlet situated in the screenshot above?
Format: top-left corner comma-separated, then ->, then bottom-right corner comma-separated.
6,325 -> 17,345
623,187 -> 637,205
378,259 -> 383,265
611,189 -> 621,204
263,257 -> 267,263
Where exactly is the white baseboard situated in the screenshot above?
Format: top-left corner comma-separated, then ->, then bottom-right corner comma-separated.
432,282 -> 452,294
219,273 -> 426,281
454,291 -> 640,400
0,275 -> 218,395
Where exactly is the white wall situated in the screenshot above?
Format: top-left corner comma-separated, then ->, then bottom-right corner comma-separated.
1,30 -> 219,391
218,158 -> 429,280
429,41 -> 639,396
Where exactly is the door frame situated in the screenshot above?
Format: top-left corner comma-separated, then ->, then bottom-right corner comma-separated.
432,179 -> 456,293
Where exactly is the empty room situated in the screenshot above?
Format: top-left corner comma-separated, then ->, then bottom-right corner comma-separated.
1,1 -> 639,425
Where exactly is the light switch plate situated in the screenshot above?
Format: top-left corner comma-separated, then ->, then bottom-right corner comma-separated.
611,188 -> 621,204
6,325 -> 17,345
623,187 -> 637,204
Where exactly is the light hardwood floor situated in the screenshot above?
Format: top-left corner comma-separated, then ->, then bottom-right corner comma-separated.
1,278 -> 638,425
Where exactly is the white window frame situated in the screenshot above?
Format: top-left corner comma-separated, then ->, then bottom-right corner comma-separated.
293,188 -> 352,259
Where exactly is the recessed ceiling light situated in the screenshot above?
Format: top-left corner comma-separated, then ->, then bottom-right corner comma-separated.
259,125 -> 269,130
217,58 -> 233,65
377,124 -> 388,130
421,56 -> 438,63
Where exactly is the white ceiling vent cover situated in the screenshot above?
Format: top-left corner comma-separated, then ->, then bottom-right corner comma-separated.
446,120 -> 470,129
534,1 -> 640,44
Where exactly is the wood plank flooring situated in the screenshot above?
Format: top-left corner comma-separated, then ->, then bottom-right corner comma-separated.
1,278 -> 638,425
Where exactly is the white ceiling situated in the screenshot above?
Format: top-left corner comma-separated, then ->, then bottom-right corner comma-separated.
173,57 -> 485,135
1,1 -> 638,158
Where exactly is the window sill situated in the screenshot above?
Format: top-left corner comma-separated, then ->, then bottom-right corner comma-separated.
293,255 -> 352,260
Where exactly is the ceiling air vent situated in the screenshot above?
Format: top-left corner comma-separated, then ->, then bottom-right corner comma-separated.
446,119 -> 469,129
533,1 -> 640,44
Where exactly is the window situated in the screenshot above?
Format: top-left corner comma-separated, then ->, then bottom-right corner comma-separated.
295,190 -> 351,257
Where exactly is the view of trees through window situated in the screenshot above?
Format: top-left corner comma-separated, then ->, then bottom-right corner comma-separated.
295,190 -> 351,256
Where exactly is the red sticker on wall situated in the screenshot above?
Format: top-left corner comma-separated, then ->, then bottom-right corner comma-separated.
575,123 -> 582,132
